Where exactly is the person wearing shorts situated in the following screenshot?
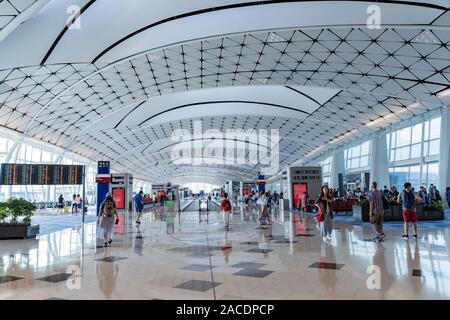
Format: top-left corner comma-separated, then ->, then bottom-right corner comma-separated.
398,182 -> 420,240
134,191 -> 144,224
220,193 -> 232,230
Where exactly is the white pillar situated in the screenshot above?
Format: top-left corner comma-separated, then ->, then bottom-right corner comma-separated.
240,182 -> 243,198
439,106 -> 450,207
287,167 -> 293,210
330,149 -> 345,190
370,133 -> 390,188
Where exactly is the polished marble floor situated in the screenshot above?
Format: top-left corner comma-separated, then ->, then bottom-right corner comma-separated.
1,203 -> 450,300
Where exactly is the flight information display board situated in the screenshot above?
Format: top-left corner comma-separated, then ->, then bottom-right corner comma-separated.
0,164 -> 84,185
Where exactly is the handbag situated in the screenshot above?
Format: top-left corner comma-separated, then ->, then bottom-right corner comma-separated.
316,205 -> 325,222
115,218 -> 119,225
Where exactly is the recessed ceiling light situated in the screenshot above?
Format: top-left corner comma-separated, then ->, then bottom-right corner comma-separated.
147,54 -> 163,62
366,112 -> 400,127
437,88 -> 450,98
406,101 -> 422,109
413,30 -> 439,44
255,78 -> 269,85
306,145 -> 323,157
268,32 -> 287,43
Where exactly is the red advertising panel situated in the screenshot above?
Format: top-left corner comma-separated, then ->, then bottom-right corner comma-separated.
96,174 -> 112,183
293,183 -> 307,208
113,188 -> 125,209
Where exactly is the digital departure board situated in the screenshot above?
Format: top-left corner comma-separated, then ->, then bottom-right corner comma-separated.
0,164 -> 84,185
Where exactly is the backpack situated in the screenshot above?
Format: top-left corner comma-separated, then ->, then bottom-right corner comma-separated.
402,191 -> 415,209
222,199 -> 231,212
104,199 -> 114,217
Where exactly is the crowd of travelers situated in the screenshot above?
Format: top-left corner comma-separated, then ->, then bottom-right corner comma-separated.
313,182 -> 446,243
56,194 -> 83,214
95,182 -> 449,247
342,184 -> 443,205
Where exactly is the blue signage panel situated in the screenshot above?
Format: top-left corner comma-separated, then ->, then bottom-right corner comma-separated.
96,161 -> 110,215
258,175 -> 266,192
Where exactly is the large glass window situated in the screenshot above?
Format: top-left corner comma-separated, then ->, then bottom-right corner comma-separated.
318,156 -> 332,175
318,156 -> 332,185
387,116 -> 441,190
388,116 -> 441,161
421,162 -> 439,188
345,141 -> 371,171
0,129 -> 113,204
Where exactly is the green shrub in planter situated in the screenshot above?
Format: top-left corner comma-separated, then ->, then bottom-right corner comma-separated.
0,198 -> 36,225
0,202 -> 8,223
357,199 -> 370,207
431,200 -> 445,211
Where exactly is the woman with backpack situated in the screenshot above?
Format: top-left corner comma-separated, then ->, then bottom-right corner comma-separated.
258,192 -> 269,227
98,193 -> 119,247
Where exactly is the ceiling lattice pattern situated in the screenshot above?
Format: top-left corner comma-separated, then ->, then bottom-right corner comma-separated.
0,0 -> 37,31
1,0 -> 450,183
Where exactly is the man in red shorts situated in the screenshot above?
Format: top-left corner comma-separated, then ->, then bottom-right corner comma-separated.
397,182 -> 420,240
220,193 -> 232,230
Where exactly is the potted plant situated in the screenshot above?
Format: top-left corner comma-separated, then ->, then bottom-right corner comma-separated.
0,202 -> 8,224
423,200 -> 445,220
0,198 -> 39,240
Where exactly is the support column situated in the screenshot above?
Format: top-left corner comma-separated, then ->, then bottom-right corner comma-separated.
439,106 -> 450,207
287,167 -> 293,210
330,149 -> 345,193
240,181 -> 243,200
370,133 -> 390,189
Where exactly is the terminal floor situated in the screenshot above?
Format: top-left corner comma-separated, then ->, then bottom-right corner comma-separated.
31,215 -> 98,235
1,205 -> 450,300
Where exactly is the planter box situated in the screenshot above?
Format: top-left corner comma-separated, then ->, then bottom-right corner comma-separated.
383,206 -> 393,221
0,224 -> 39,239
422,207 -> 445,220
391,204 -> 403,220
353,204 -> 370,222
352,203 -> 444,222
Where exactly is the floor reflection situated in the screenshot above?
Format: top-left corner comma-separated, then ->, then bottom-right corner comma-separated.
96,248 -> 119,299
1,207 -> 450,300
318,242 -> 337,297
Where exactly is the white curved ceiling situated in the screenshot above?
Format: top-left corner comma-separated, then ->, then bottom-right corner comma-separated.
0,0 -> 450,184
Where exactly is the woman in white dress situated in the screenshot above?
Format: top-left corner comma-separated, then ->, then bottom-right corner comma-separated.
98,193 -> 119,247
